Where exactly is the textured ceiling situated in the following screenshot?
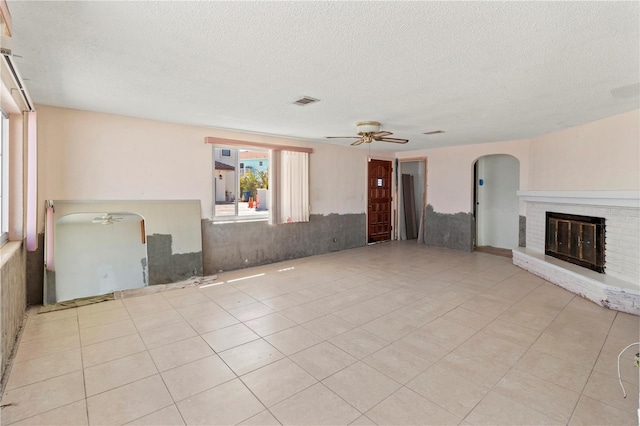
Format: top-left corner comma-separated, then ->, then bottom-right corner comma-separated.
6,1 -> 640,151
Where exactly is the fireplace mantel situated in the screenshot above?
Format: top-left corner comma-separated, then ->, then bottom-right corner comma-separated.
517,190 -> 640,208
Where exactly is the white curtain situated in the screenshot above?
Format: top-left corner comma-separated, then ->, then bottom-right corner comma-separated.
277,151 -> 309,223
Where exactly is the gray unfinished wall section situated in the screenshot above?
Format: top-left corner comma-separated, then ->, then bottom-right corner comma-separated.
45,271 -> 56,305
147,234 -> 204,285
26,233 -> 45,305
519,215 -> 526,247
202,213 -> 366,273
0,244 -> 27,381
425,204 -> 474,252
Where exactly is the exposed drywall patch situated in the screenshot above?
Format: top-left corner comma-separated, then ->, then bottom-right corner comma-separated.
202,213 -> 366,273
147,234 -> 203,285
26,233 -> 45,305
519,215 -> 526,247
425,205 -> 473,252
141,258 -> 148,284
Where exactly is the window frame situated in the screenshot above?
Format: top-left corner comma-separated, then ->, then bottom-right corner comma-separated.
1,110 -> 9,246
206,137 -> 313,225
212,145 -> 270,222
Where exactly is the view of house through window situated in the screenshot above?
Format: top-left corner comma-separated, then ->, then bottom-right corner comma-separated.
213,147 -> 269,219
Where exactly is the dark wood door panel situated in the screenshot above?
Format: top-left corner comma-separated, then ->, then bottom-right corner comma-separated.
368,159 -> 392,243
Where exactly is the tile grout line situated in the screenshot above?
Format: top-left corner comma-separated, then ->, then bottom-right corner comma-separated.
566,310 -> 621,424
1,312 -> 83,426
5,244 -> 637,425
412,276 -> 547,424
461,290 -> 576,425
138,331 -> 187,426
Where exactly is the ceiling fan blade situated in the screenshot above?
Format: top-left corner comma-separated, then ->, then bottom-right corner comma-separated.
351,138 -> 365,146
378,137 -> 409,144
372,131 -> 392,138
326,136 -> 361,139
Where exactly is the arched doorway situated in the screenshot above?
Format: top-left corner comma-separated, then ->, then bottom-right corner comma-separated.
473,154 -> 520,250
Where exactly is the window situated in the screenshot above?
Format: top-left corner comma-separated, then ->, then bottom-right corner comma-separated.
1,111 -> 9,245
207,137 -> 311,224
213,147 -> 269,219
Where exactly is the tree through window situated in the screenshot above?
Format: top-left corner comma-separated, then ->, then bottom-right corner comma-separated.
213,147 -> 269,219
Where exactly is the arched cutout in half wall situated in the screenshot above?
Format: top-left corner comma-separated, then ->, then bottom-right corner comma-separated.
473,154 -> 520,250
54,212 -> 148,302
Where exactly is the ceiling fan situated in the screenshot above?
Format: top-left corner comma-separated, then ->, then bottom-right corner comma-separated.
326,121 -> 409,146
92,213 -> 123,225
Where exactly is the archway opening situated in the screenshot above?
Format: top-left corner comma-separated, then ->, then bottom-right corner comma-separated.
473,154 -> 520,252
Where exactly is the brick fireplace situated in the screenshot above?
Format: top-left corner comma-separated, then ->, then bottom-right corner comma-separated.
513,191 -> 639,315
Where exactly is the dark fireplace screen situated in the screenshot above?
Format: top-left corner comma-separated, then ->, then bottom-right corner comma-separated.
545,212 -> 605,273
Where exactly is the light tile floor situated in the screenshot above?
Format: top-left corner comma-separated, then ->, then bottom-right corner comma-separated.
1,242 -> 639,425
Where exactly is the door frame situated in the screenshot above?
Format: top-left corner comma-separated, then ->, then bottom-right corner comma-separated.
396,157 -> 428,242
366,157 -> 393,244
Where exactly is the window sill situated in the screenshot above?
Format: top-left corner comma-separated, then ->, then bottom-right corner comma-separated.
212,217 -> 269,225
0,240 -> 22,269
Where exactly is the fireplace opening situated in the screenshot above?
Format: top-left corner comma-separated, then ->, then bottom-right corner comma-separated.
545,212 -> 605,273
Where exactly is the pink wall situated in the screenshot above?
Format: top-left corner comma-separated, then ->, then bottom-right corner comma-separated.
35,105 -> 375,232
398,140 -> 530,214
36,105 -> 639,232
528,110 -> 640,190
36,106 -> 214,231
397,109 -> 639,215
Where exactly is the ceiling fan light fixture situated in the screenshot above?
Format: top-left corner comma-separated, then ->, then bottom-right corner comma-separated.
356,121 -> 380,135
326,121 -> 408,146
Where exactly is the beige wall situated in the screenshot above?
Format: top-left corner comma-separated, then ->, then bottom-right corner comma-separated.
36,105 -> 639,230
398,139 -> 530,214
36,105 -> 377,232
52,200 -> 202,255
397,109 -> 639,215
528,110 -> 640,191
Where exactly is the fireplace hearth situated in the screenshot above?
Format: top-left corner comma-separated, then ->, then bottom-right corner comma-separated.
514,190 -> 638,314
545,212 -> 605,273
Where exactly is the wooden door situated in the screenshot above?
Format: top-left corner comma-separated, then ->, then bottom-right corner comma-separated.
367,159 -> 392,243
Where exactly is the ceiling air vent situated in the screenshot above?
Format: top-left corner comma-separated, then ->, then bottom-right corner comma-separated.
423,130 -> 445,135
293,96 -> 319,106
